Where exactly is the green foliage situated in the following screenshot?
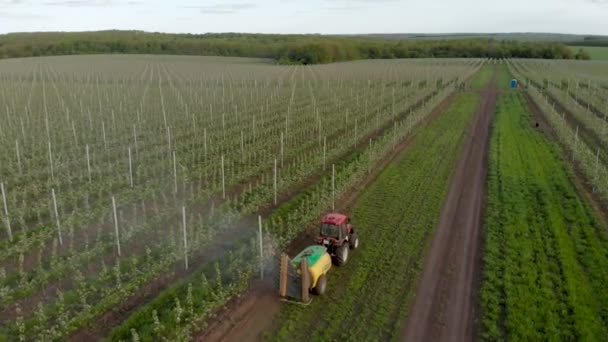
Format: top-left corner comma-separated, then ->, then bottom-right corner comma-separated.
470,65 -> 495,90
574,48 -> 592,60
481,73 -> 608,340
570,46 -> 608,60
0,31 -> 576,64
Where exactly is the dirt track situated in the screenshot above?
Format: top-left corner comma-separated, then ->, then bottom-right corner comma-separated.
401,68 -> 497,341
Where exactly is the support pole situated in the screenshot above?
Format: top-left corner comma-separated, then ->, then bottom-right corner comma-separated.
332,164 -> 335,211
280,131 -> 284,168
128,147 -> 133,188
48,141 -> 54,182
1,182 -> 12,241
173,151 -> 178,194
15,140 -> 21,173
102,121 -> 107,152
182,206 -> 188,270
133,125 -> 138,156
274,158 -> 278,205
221,154 -> 226,199
354,119 -> 358,148
241,130 -> 245,163
323,136 -> 327,171
258,215 -> 264,280
204,128 -> 208,162
86,144 -> 91,183
52,188 -> 63,246
112,196 -> 121,257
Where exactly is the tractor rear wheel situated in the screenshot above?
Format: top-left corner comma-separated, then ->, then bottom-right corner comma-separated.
349,233 -> 359,250
335,243 -> 349,266
314,275 -> 327,295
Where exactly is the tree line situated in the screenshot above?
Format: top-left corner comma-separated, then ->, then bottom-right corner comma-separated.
0,30 -> 585,64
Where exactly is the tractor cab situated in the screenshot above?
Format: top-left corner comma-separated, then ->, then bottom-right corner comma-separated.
315,213 -> 359,266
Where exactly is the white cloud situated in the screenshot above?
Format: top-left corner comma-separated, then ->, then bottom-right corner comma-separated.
0,0 -> 605,35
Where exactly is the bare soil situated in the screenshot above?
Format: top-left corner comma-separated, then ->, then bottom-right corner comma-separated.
401,68 -> 497,342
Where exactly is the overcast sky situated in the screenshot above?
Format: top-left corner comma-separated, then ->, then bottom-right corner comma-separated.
0,0 -> 606,35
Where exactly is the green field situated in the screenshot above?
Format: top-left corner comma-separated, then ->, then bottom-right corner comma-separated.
481,67 -> 608,340
569,46 -> 608,60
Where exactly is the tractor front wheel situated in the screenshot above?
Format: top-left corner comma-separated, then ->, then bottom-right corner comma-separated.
349,233 -> 359,250
335,243 -> 349,266
314,275 -> 327,295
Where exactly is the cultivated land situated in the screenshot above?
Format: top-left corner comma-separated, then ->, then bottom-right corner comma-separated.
0,55 -> 481,340
1,53 -> 608,342
195,65 -> 496,341
481,64 -> 608,340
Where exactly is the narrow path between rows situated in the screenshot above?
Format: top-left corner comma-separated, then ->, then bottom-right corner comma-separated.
401,66 -> 497,342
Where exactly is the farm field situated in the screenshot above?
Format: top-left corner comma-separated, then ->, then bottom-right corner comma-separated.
509,59 -> 608,201
481,65 -> 608,340
0,55 -> 483,340
2,52 -> 608,342
569,46 -> 608,60
197,64 -> 497,341
268,87 -> 481,342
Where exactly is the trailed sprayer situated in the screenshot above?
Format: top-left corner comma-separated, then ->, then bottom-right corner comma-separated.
279,213 -> 359,303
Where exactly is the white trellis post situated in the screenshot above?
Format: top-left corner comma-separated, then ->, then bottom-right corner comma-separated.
1,182 -> 12,241
173,151 -> 178,194
51,188 -> 63,246
48,140 -> 54,182
86,144 -> 91,183
274,158 -> 278,205
222,111 -> 226,138
112,196 -> 121,257
221,154 -> 226,199
182,206 -> 188,270
204,128 -> 208,162
128,147 -> 133,188
241,130 -> 245,163
133,125 -> 138,156
258,215 -> 264,280
280,131 -> 284,168
323,136 -> 327,171
71,120 -> 77,146
15,140 -> 21,173
354,118 -> 358,148
332,164 -> 336,211
102,121 -> 108,152
167,126 -> 172,154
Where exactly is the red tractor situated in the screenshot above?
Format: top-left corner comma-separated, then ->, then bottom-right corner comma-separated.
315,213 -> 359,266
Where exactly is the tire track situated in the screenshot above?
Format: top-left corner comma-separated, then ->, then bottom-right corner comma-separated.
402,67 -> 497,342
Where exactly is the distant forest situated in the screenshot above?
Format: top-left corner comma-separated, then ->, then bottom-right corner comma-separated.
0,31 -> 588,64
